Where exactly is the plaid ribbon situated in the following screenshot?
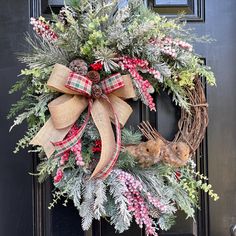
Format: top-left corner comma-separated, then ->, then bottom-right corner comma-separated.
93,95 -> 122,179
65,72 -> 124,97
65,72 -> 92,96
100,73 -> 125,94
53,99 -> 93,157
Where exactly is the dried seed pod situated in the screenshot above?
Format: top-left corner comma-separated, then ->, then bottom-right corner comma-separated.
91,84 -> 103,99
69,59 -> 88,75
87,70 -> 100,84
58,7 -> 78,25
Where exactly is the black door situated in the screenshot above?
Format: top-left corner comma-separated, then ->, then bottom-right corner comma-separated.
1,0 -> 236,236
0,0 -> 33,236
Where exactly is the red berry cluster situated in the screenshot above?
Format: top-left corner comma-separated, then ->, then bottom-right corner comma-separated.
54,125 -> 85,183
90,62 -> 103,71
115,169 -> 167,236
30,17 -> 58,41
71,140 -> 84,166
175,171 -> 181,181
119,57 -> 160,111
67,125 -> 85,166
92,140 -> 102,153
54,168 -> 63,183
150,37 -> 193,58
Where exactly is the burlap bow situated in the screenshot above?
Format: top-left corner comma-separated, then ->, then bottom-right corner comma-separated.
30,64 -> 136,179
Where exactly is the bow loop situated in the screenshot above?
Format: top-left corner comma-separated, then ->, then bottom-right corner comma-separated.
47,64 -> 75,94
100,73 -> 125,94
48,94 -> 88,130
65,72 -> 92,96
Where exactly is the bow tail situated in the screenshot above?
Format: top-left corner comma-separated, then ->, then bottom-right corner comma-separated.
90,94 -> 133,179
90,98 -> 117,179
92,95 -> 122,179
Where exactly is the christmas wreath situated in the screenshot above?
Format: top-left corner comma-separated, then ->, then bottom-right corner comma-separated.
9,0 -> 219,235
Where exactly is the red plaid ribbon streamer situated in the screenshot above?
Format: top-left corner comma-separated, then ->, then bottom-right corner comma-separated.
53,99 -> 93,157
65,72 -> 92,96
100,73 -> 125,94
93,95 -> 122,179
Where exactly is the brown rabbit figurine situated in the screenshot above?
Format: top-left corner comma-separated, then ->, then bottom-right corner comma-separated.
161,142 -> 190,167
125,139 -> 165,168
125,122 -> 191,168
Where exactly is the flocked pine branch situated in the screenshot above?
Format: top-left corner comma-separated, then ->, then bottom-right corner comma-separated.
106,171 -> 132,233
80,179 -> 96,230
121,127 -> 142,145
93,180 -> 107,219
67,171 -> 84,210
19,33 -> 69,69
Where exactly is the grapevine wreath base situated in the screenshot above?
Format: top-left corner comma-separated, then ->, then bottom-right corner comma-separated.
137,78 -> 209,158
9,1 -> 219,235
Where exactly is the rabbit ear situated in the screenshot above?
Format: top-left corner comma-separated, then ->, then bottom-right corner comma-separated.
138,121 -> 168,144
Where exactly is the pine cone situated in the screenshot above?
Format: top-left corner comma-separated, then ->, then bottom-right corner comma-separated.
92,84 -> 103,99
58,8 -> 67,25
58,7 -> 78,25
69,59 -> 88,75
87,71 -> 100,84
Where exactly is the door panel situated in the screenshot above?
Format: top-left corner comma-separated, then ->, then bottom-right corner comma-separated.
149,0 -> 205,21
202,1 -> 236,235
